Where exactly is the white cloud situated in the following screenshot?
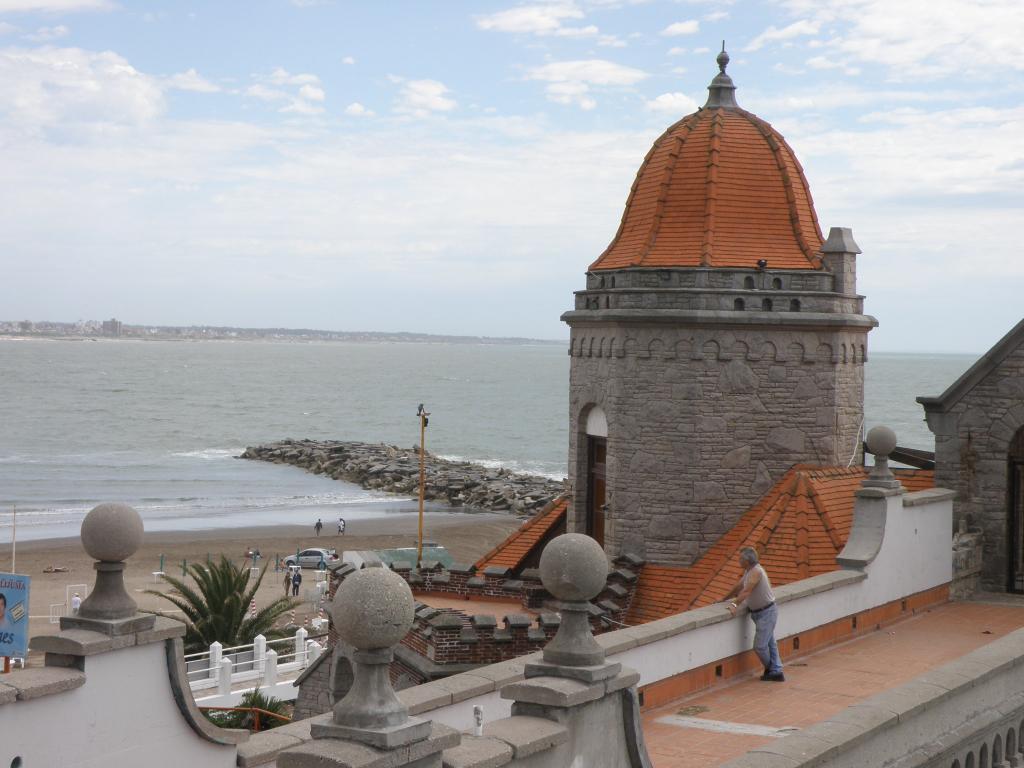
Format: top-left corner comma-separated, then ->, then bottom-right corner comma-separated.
247,69 -> 325,114
476,3 -> 599,38
344,102 -> 374,117
298,83 -> 325,102
528,59 -> 648,86
806,55 -> 860,76
777,0 -> 1024,79
744,20 -> 819,51
24,24 -> 69,41
703,10 -> 729,21
645,91 -> 698,114
692,46 -> 710,54
0,46 -> 163,131
166,68 -> 220,93
661,20 -> 699,36
0,0 -> 111,10
668,46 -> 687,56
342,56 -> 355,65
527,59 -> 648,109
0,22 -> 18,35
266,67 -> 320,86
394,78 -> 456,116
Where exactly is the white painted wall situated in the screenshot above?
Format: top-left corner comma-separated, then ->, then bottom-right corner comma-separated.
421,488 -> 953,730
3,643 -> 237,768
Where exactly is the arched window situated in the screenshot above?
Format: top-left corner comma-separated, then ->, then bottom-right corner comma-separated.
772,277 -> 783,289
734,298 -> 745,311
790,299 -> 801,312
743,275 -> 755,289
979,742 -> 988,768
762,298 -> 773,311
583,405 -> 607,549
965,750 -> 975,768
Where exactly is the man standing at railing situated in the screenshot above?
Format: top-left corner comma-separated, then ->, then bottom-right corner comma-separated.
723,546 -> 784,682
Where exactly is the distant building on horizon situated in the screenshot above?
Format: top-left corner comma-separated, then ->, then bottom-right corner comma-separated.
101,318 -> 123,337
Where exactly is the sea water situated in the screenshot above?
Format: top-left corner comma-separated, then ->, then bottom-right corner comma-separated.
0,338 -> 977,541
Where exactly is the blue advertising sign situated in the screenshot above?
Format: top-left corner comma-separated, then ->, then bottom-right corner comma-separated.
0,572 -> 30,658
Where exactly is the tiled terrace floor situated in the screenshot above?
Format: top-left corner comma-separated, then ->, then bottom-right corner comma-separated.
417,593 -> 538,619
641,597 -> 1024,768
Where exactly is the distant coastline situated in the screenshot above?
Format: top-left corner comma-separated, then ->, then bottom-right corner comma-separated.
0,321 -> 563,345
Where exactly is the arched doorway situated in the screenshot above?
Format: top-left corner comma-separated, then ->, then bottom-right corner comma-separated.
1008,427 -> 1024,592
585,407 -> 607,548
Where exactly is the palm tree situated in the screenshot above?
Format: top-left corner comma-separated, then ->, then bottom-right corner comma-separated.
147,556 -> 296,653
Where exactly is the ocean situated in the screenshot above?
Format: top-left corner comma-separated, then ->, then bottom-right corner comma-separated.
0,338 -> 977,542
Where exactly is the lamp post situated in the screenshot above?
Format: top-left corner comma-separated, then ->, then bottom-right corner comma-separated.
416,403 -> 429,567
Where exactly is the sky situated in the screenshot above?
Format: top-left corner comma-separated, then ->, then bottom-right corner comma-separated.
0,1 -> 1021,352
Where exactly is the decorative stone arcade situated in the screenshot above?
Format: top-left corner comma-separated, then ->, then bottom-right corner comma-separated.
562,51 -> 877,567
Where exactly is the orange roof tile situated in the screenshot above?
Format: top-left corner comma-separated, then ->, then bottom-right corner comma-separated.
625,466 -> 934,625
475,495 -> 568,572
590,61 -> 823,273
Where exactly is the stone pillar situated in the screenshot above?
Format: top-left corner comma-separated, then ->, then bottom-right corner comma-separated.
277,567 -> 458,767
62,503 -> 155,636
498,534 -> 651,766
838,426 -> 906,570
264,649 -> 278,687
820,226 -> 860,296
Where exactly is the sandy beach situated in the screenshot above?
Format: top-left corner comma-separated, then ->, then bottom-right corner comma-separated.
6,511 -> 522,653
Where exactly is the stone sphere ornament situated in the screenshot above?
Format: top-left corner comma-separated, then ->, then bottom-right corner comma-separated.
865,425 -> 897,458
81,502 -> 145,563
331,567 -> 415,650
539,533 -> 608,603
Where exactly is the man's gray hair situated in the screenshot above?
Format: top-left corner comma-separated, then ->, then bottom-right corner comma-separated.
739,547 -> 759,565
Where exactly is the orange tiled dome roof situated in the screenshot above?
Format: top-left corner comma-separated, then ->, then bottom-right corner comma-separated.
591,49 -> 824,272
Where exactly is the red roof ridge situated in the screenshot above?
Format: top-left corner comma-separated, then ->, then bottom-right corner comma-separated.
474,495 -> 569,571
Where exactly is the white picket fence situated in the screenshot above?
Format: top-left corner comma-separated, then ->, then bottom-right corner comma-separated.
185,628 -> 325,707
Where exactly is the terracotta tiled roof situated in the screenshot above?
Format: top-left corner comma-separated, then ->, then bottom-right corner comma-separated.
475,495 -> 568,571
625,466 -> 935,625
590,106 -> 824,272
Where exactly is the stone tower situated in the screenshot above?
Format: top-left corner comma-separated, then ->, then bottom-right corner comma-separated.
562,50 -> 877,567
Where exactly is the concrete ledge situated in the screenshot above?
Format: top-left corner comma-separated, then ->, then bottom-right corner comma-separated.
775,570 -> 866,604
482,715 -> 567,758
442,735 -> 513,768
500,676 -> 605,708
29,615 -> 185,658
238,715 -> 326,766
0,666 -> 85,701
277,722 -> 459,768
0,682 -> 17,704
902,487 -> 956,507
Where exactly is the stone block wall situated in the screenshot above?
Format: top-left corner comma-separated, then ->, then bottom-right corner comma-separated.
567,323 -> 869,566
924,340 -> 1024,590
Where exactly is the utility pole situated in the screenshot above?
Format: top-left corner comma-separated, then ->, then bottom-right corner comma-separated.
10,504 -> 15,574
416,404 -> 430,568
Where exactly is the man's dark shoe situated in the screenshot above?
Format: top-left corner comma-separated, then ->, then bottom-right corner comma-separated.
763,671 -> 786,682
759,670 -> 770,680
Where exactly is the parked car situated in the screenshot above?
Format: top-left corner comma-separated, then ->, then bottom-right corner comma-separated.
284,548 -> 338,569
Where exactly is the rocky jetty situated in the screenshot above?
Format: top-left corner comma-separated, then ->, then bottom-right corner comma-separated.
239,439 -> 566,515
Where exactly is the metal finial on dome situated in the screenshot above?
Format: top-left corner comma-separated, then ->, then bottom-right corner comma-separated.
705,43 -> 738,109
717,41 -> 729,73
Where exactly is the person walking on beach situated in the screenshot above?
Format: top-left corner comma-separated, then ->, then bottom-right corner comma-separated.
723,547 -> 784,682
314,519 -> 323,537
291,569 -> 302,597
337,517 -> 345,535
283,570 -> 291,598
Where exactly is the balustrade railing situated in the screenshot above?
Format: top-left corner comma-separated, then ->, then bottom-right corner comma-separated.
184,628 -> 325,694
